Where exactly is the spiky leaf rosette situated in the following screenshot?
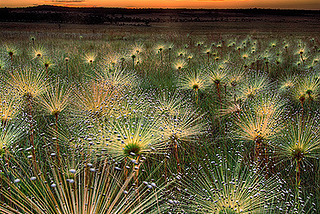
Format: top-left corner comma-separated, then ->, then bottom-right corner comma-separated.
99,115 -> 165,162
155,92 -> 187,117
275,114 -> 320,168
4,45 -> 19,58
232,93 -> 285,144
39,79 -> 73,116
0,86 -> 21,123
94,65 -> 138,95
293,72 -> 320,105
207,65 -> 229,87
173,59 -> 187,70
278,74 -> 297,94
31,45 -> 47,59
179,158 -> 284,213
237,72 -> 272,102
177,69 -> 209,92
0,154 -> 170,214
160,108 -> 207,146
83,52 -> 97,64
72,80 -> 115,120
6,67 -> 47,100
0,121 -> 25,155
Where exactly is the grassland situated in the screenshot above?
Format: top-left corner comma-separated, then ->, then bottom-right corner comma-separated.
0,17 -> 319,213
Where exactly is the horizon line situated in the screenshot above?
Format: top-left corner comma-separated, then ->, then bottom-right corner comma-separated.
1,4 -> 320,11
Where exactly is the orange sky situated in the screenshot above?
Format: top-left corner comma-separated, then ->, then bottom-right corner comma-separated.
1,0 -> 320,9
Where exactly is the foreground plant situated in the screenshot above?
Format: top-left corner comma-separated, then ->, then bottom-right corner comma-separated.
0,121 -> 25,156
6,67 -> 47,170
73,80 -> 115,120
39,79 -> 73,159
275,114 -> 320,187
177,69 -> 208,104
102,116 -> 165,163
207,66 -> 229,108
293,72 -> 320,110
83,52 -> 97,65
95,66 -> 138,95
0,87 -> 20,125
4,45 -> 19,63
160,107 -> 207,172
179,156 -> 284,213
233,93 -> 285,163
0,153 -> 169,214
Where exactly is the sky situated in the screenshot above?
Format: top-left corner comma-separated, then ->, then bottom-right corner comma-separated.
1,0 -> 320,9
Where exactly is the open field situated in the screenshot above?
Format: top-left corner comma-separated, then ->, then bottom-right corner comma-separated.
0,13 -> 320,213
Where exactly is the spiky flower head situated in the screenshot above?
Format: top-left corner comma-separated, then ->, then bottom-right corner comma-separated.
84,52 -> 97,64
237,72 -> 271,101
167,43 -> 174,51
226,69 -> 245,89
241,52 -> 250,60
279,74 -> 297,93
176,49 -> 187,57
296,47 -> 306,56
275,114 -> 320,170
104,52 -> 123,68
155,43 -> 166,53
177,69 -> 209,91
187,53 -> 194,60
4,45 -> 19,58
73,80 -> 114,119
132,43 -> 144,54
155,92 -> 186,116
207,66 -> 229,87
270,41 -> 277,48
293,73 -> 320,104
233,93 -> 284,143
196,41 -> 204,47
101,116 -> 165,162
275,56 -> 283,65
39,79 -> 73,116
7,67 -> 47,100
31,45 -> 47,59
40,57 -> 54,69
160,108 -> 207,145
173,59 -> 187,71
313,55 -> 319,65
204,48 -> 212,55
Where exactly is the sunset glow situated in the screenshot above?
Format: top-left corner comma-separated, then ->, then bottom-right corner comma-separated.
1,0 -> 320,9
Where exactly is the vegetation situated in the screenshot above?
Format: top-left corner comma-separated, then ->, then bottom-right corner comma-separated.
0,20 -> 319,213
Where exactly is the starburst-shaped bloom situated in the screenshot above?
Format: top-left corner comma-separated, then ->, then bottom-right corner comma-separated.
84,52 -> 97,64
39,79 -> 73,116
7,67 -> 47,100
31,45 -> 47,59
